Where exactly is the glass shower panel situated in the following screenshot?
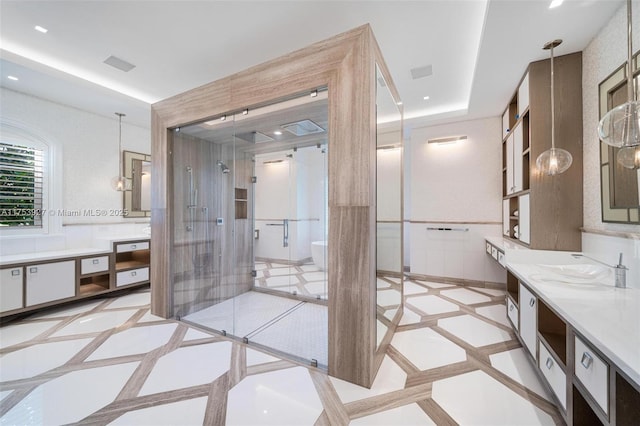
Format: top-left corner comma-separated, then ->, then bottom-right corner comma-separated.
172,89 -> 329,368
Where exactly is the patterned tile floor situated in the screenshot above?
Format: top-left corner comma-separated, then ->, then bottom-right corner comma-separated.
0,278 -> 562,425
254,260 -> 328,300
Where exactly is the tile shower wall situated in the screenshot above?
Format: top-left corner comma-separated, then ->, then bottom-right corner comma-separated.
408,117 -> 504,283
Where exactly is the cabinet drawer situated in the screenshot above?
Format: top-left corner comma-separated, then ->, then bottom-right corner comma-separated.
26,261 -> 75,306
486,242 -> 492,254
497,251 -> 506,267
81,256 -> 109,275
116,267 -> 149,287
1,267 -> 24,312
574,336 -> 609,414
116,242 -> 149,253
507,297 -> 519,331
539,342 -> 566,410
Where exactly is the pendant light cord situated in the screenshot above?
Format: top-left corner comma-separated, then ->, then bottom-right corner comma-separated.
628,0 -> 634,103
550,43 -> 556,150
116,112 -> 125,178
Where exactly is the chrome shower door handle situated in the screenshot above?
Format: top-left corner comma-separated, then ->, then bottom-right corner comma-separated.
283,219 -> 289,248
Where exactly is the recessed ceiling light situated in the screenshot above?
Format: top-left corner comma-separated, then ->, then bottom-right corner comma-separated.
549,0 -> 564,9
273,130 -> 283,135
7,75 -> 18,81
423,96 -> 430,100
34,25 -> 48,33
396,101 -> 403,105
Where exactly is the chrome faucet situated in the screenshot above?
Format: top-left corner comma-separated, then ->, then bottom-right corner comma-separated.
614,253 -> 628,289
571,252 -> 627,288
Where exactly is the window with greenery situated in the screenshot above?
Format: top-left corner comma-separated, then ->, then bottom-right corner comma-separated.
0,142 -> 44,227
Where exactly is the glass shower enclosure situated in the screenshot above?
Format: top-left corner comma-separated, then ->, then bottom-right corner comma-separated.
170,90 -> 329,367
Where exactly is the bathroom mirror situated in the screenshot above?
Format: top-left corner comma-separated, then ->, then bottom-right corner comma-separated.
375,65 -> 403,353
598,54 -> 640,223
123,150 -> 151,218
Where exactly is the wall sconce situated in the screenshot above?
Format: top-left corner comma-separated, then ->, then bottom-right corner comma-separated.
427,135 -> 467,145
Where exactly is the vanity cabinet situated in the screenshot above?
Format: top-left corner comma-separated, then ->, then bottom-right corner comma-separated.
26,260 -> 75,306
501,52 -> 582,251
574,336 -> 609,415
0,267 -> 23,313
0,238 -> 151,319
114,240 -> 150,287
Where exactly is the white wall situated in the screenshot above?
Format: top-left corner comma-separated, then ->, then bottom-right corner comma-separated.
0,88 -> 150,254
408,116 -> 505,283
581,2 -> 640,284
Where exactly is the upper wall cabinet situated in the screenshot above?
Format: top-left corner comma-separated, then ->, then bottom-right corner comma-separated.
501,53 -> 583,251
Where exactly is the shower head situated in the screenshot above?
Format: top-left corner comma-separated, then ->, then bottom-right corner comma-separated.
217,160 -> 230,174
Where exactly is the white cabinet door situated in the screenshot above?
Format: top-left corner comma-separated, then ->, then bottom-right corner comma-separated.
519,283 -> 537,359
519,194 -> 530,244
503,200 -> 510,236
518,73 -> 529,117
26,261 -> 75,306
502,109 -> 510,136
1,267 -> 24,312
513,123 -> 523,193
539,342 -> 567,410
506,134 -> 514,195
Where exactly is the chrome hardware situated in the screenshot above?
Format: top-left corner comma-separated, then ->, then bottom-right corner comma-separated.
11,269 -> 20,276
529,298 -> 535,307
509,304 -> 514,312
29,267 -> 38,274
426,227 -> 469,232
92,259 -> 100,264
546,357 -> 554,369
571,252 -> 628,288
581,352 -> 594,369
131,245 -> 137,250
131,271 -> 137,277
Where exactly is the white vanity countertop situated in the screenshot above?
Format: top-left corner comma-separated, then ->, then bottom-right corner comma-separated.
96,235 -> 150,248
485,236 -> 529,252
0,248 -> 113,267
506,250 -> 640,386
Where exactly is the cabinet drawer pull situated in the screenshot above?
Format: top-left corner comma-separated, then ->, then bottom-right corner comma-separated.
92,259 -> 100,264
29,267 -> 38,274
529,298 -> 535,307
509,304 -> 514,312
581,352 -> 593,369
546,357 -> 554,370
131,271 -> 137,277
11,269 -> 20,276
131,245 -> 137,250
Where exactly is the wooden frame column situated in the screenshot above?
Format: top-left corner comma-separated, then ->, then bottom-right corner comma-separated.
150,24 -> 399,387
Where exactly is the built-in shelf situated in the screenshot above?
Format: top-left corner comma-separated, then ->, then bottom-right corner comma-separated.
235,187 -> 248,219
79,279 -> 110,296
572,385 -> 605,426
507,271 -> 519,305
538,299 -> 567,366
616,372 -> 640,424
115,259 -> 149,271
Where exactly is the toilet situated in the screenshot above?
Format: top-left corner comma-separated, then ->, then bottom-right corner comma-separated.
311,241 -> 327,270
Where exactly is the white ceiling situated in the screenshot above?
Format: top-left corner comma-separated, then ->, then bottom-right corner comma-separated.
0,0 -> 624,130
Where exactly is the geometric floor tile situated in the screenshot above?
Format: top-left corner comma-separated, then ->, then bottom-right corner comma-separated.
0,338 -> 93,381
391,328 -> 467,370
438,315 -> 512,347
1,362 -> 140,426
383,308 -> 399,322
137,310 -> 166,323
377,289 -> 402,307
350,403 -> 437,425
415,280 -> 455,289
50,309 -> 140,337
439,288 -> 492,304
489,348 -> 553,401
138,341 -> 232,396
264,275 -> 300,286
302,271 -> 327,282
476,304 -> 511,327
86,323 -> 178,361
246,347 -> 280,366
399,306 -> 422,325
183,327 -> 214,341
329,355 -> 406,404
432,370 -> 555,425
268,268 -> 296,276
0,390 -> 12,402
472,287 -> 506,297
27,300 -> 104,320
377,278 -> 391,289
0,320 -> 61,348
109,396 -> 208,425
403,281 -> 430,295
104,292 -> 151,309
226,367 -> 323,425
406,295 -> 459,315
377,320 -> 387,347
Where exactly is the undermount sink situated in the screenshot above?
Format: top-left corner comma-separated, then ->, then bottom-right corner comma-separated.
531,264 -> 613,287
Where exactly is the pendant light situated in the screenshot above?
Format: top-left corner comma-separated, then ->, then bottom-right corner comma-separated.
536,39 -> 573,176
598,0 -> 640,149
617,145 -> 640,169
110,112 -> 128,191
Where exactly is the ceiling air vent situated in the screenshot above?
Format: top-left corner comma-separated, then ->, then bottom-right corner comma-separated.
253,132 -> 274,144
410,64 -> 432,80
103,55 -> 136,72
281,119 -> 325,136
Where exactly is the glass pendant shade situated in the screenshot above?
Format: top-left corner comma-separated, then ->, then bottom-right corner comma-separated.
536,147 -> 573,176
112,112 -> 126,191
617,145 -> 640,169
598,100 -> 640,148
110,176 -> 130,191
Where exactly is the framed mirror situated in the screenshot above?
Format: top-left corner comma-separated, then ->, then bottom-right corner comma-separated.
123,150 -> 151,218
598,53 -> 640,223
